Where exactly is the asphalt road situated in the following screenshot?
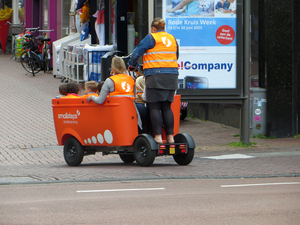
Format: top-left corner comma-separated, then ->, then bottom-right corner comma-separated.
1,177 -> 299,225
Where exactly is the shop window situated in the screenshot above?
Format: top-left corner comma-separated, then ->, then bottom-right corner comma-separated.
62,0 -> 71,36
19,0 -> 24,23
154,0 -> 162,18
43,0 -> 48,29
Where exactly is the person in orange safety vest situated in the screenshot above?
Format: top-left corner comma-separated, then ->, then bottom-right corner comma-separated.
86,56 -> 135,104
81,81 -> 99,98
128,17 -> 179,144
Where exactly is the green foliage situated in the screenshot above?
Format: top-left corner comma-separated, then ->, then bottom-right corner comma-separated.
252,134 -> 275,139
228,141 -> 257,148
187,115 -> 196,119
294,134 -> 300,138
234,134 -> 240,137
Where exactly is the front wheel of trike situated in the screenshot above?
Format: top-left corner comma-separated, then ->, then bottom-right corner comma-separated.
119,154 -> 135,163
64,137 -> 84,166
134,137 -> 156,167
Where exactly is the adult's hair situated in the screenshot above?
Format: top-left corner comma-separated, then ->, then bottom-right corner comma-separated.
111,56 -> 126,74
151,17 -> 166,30
67,82 -> 79,94
85,81 -> 98,92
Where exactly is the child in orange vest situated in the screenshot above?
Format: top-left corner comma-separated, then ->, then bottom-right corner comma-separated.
55,83 -> 68,98
82,81 -> 98,98
61,83 -> 80,98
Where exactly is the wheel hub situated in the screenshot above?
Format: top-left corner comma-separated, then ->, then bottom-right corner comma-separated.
69,147 -> 76,158
141,147 -> 147,157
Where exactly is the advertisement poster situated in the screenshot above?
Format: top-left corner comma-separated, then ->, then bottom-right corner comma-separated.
163,0 -> 237,89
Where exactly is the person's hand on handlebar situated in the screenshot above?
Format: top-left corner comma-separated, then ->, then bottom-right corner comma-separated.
128,65 -> 138,72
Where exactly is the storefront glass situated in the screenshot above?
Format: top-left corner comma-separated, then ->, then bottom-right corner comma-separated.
250,0 -> 259,86
19,0 -> 24,23
43,0 -> 48,29
62,0 -> 71,36
154,0 -> 162,18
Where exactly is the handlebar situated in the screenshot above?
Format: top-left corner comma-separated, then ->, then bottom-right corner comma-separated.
128,66 -> 138,72
38,29 -> 55,32
25,27 -> 40,32
6,21 -> 24,26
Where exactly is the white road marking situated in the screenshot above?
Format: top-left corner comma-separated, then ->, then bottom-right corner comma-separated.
77,187 -> 166,193
221,182 -> 300,188
202,154 -> 255,160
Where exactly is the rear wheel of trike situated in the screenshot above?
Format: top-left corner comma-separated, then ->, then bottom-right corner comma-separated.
134,137 -> 156,167
64,137 -> 84,166
173,134 -> 194,165
119,154 -> 135,163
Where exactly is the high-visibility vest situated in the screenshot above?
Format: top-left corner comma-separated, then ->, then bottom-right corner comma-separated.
81,93 -> 98,98
61,93 -> 80,98
109,74 -> 135,100
143,31 -> 178,69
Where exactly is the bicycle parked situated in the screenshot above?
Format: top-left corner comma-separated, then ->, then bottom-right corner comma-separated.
37,29 -> 54,73
20,27 -> 42,76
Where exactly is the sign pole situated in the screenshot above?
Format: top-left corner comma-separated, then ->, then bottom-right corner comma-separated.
241,0 -> 250,144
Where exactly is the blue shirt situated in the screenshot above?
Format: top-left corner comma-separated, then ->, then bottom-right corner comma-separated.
215,1 -> 229,10
128,30 -> 179,77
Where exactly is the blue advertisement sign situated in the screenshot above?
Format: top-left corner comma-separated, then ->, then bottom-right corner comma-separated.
163,0 -> 237,89
166,17 -> 236,47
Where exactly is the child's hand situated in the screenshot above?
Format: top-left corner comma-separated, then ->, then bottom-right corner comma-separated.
86,96 -> 91,103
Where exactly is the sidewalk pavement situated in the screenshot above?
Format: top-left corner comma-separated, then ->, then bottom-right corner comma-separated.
0,53 -> 299,184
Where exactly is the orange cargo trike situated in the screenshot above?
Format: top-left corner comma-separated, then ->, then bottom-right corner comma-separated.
52,95 -> 195,167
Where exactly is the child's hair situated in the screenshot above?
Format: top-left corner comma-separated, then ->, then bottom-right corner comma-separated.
135,76 -> 145,93
59,83 -> 68,96
85,81 -> 98,93
151,17 -> 165,30
97,81 -> 105,93
111,56 -> 126,74
67,83 -> 79,94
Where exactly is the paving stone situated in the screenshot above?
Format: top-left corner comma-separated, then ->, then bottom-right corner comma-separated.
0,53 -> 299,184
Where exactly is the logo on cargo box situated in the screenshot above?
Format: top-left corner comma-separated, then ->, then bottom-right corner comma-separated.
58,110 -> 80,120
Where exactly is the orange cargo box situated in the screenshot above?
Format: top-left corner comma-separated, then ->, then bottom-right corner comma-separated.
52,95 -> 181,147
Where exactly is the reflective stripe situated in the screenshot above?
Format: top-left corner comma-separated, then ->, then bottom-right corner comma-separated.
143,59 -> 177,64
143,32 -> 178,69
144,51 -> 177,55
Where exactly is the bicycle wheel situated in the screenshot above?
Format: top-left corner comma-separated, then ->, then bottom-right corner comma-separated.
43,51 -> 50,73
43,51 -> 47,73
31,51 -> 42,75
20,51 -> 41,75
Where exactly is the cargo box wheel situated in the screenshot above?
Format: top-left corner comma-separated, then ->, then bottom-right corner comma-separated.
173,133 -> 195,165
64,137 -> 84,166
119,154 -> 135,163
134,137 -> 156,167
